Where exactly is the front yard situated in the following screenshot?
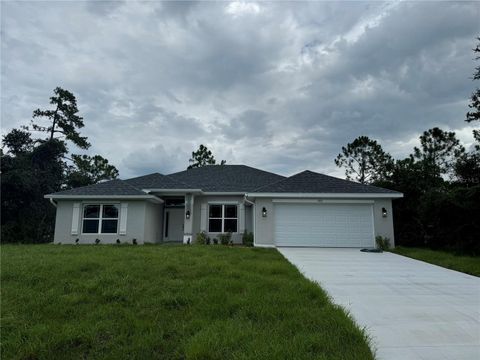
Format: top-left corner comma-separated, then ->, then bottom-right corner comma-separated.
1,245 -> 374,360
392,247 -> 480,277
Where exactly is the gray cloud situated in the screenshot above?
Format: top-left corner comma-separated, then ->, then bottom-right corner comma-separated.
2,1 -> 478,179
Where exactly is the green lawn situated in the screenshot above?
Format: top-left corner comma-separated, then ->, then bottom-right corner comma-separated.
1,245 -> 374,360
392,247 -> 480,277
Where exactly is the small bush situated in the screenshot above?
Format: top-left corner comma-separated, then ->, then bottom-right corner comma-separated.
376,236 -> 390,250
196,231 -> 208,245
218,232 -> 232,245
213,238 -> 218,245
206,236 -> 211,245
242,231 -> 254,247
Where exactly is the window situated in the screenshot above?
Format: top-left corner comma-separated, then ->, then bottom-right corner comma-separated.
208,204 -> 237,233
82,204 -> 119,234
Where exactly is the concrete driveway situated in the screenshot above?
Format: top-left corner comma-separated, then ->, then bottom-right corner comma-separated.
279,248 -> 480,360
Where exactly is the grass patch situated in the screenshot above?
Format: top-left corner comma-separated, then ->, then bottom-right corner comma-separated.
1,244 -> 374,359
392,246 -> 480,277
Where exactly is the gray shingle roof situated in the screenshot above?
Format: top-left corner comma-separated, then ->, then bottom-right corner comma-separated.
124,172 -> 189,189
167,165 -> 286,192
47,166 -> 400,197
48,179 -> 148,196
253,170 -> 400,194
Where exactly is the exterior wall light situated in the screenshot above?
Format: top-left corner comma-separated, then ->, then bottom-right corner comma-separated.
382,207 -> 388,218
262,207 -> 267,217
186,210 -> 191,219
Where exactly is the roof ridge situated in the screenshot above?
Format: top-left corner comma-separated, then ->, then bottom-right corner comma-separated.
252,169 -> 400,194
238,164 -> 286,178
118,179 -> 148,193
253,172 -> 293,192
303,170 -> 400,192
124,172 -> 164,181
167,164 -> 284,177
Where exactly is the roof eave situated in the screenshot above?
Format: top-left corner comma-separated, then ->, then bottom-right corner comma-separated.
44,194 -> 164,203
202,191 -> 246,195
143,188 -> 203,194
247,192 -> 403,199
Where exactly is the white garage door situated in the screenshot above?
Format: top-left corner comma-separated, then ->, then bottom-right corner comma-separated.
274,203 -> 374,247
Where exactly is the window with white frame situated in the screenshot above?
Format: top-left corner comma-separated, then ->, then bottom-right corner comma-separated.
82,204 -> 119,234
208,204 -> 237,233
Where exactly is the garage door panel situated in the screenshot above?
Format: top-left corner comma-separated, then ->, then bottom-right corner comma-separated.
274,203 -> 374,247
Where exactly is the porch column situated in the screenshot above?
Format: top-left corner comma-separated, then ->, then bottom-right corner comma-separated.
183,194 -> 194,244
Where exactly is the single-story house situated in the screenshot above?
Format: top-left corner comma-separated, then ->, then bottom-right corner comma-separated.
45,165 -> 403,247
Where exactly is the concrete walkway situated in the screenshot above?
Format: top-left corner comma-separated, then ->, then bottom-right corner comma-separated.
279,248 -> 480,360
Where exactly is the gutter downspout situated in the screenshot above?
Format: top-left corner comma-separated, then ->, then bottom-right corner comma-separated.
49,198 -> 57,207
244,194 -> 256,247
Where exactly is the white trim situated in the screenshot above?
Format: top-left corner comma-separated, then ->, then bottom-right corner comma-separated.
253,203 -> 257,247
81,204 -> 119,235
45,194 -> 163,203
143,188 -> 202,194
207,203 -> 239,233
119,203 -> 128,235
254,244 -> 276,248
371,204 -> 376,248
272,199 -> 319,203
80,200 -> 121,204
200,204 -> 207,232
202,192 -> 245,195
71,202 -> 80,235
239,203 -> 245,233
248,192 -> 403,199
321,199 -> 375,204
273,199 -> 375,205
207,201 -> 239,205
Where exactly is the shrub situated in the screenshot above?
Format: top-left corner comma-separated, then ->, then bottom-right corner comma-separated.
213,238 -> 218,245
206,236 -> 211,245
242,231 -> 254,247
218,232 -> 232,245
196,231 -> 208,245
375,236 -> 390,250
132,238 -> 137,245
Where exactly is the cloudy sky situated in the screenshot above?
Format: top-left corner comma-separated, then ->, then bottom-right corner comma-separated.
2,1 -> 479,178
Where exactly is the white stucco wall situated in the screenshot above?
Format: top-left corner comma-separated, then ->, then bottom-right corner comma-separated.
254,198 -> 275,246
190,195 -> 253,244
51,195 -> 396,247
144,201 -> 163,243
372,198 -> 395,246
53,200 -> 157,244
253,197 -> 396,248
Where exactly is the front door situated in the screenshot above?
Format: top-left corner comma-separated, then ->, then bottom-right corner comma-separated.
164,208 -> 184,242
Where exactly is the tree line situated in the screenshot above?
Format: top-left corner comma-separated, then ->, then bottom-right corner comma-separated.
0,85 -> 227,244
1,88 -> 119,243
2,38 -> 479,252
335,38 -> 480,255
